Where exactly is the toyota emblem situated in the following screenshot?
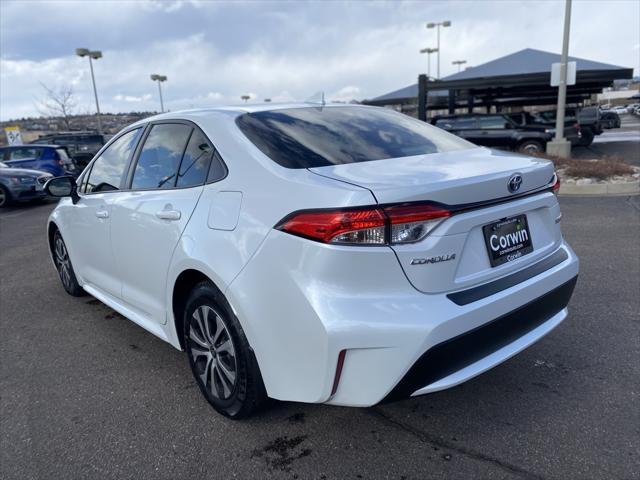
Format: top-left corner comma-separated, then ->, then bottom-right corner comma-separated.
508,173 -> 523,193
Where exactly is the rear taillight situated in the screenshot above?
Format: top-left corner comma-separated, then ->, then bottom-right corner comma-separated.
276,202 -> 450,245
384,203 -> 451,244
552,173 -> 561,194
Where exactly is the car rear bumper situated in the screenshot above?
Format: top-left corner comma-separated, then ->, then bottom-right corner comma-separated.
227,227 -> 579,407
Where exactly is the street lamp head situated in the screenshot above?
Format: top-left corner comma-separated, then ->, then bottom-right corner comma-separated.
442,20 -> 452,27
89,50 -> 102,60
151,74 -> 167,82
75,48 -> 90,57
426,22 -> 435,29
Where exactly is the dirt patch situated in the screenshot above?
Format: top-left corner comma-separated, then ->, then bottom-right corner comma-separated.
534,153 -> 636,181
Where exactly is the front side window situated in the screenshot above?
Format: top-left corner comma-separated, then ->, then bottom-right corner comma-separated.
236,106 -> 474,169
131,124 -> 192,190
452,117 -> 478,130
478,116 -> 510,129
85,128 -> 141,193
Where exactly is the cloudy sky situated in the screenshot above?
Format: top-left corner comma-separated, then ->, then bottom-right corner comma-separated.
1,0 -> 638,120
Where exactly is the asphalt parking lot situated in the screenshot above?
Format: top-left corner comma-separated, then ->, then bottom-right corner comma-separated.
1,192 -> 639,479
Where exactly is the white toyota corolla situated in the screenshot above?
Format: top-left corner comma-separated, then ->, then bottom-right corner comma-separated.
45,104 -> 579,418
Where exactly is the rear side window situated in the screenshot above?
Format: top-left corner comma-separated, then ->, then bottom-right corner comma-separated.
8,148 -> 41,160
85,128 -> 141,193
176,129 -> 214,188
236,106 -> 474,169
131,124 -> 192,190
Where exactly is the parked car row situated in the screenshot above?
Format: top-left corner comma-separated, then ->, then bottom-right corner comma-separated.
430,105 -> 612,152
0,161 -> 52,207
30,131 -> 107,168
430,113 -> 581,154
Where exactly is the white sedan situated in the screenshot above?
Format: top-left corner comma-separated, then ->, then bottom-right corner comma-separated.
44,104 -> 579,418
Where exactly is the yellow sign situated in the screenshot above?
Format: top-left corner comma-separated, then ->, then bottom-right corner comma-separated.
4,126 -> 23,145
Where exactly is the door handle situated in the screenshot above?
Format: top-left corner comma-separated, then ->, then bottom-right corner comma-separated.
156,210 -> 181,221
95,209 -> 109,219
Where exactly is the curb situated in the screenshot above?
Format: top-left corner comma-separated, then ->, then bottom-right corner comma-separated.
559,180 -> 640,196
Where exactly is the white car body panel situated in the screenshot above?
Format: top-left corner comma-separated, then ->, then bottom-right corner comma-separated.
47,104 -> 579,408
111,187 -> 204,323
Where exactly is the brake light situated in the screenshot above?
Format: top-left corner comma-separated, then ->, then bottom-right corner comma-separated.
277,207 -> 386,244
552,173 -> 561,194
276,202 -> 450,245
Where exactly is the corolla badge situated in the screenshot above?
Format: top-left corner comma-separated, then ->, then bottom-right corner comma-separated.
410,253 -> 456,265
508,173 -> 523,193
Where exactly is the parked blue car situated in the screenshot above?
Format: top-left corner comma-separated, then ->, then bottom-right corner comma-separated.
0,145 -> 76,177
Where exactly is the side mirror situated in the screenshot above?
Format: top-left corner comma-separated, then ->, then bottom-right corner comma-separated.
44,176 -> 80,204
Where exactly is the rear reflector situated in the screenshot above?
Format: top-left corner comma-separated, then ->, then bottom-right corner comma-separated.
276,202 -> 450,245
331,350 -> 347,396
552,173 -> 560,194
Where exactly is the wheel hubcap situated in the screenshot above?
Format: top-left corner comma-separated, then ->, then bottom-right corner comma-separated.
188,305 -> 237,400
0,190 -> 5,207
54,235 -> 72,290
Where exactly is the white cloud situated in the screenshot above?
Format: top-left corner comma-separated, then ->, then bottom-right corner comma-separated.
114,93 -> 153,103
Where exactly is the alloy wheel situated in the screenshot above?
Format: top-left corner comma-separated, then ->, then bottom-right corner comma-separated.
188,305 -> 238,400
0,188 -> 6,207
54,234 -> 73,292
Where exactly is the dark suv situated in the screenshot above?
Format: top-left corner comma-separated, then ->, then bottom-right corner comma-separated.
30,132 -> 106,168
431,114 -> 579,154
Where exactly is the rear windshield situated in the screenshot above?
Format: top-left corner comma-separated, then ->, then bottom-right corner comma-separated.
236,106 -> 474,169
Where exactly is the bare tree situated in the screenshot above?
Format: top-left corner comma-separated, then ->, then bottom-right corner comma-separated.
37,83 -> 76,129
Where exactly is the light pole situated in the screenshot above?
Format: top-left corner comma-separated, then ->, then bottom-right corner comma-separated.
452,60 -> 467,72
75,48 -> 102,134
150,74 -> 167,113
241,95 -> 250,103
426,20 -> 451,79
419,47 -> 438,79
547,0 -> 573,158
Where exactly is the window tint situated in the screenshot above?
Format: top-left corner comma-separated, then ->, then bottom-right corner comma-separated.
9,148 -> 41,160
478,116 -> 510,129
86,128 -> 141,193
236,107 -> 474,169
176,129 -> 213,188
131,124 -> 192,190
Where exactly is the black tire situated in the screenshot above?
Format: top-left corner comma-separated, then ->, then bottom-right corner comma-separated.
52,230 -> 85,297
0,184 -> 13,208
517,140 -> 544,155
184,281 -> 266,419
578,129 -> 594,147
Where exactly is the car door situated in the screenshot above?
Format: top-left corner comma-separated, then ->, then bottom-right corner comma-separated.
110,122 -> 215,324
64,128 -> 143,298
476,115 -> 512,148
453,117 -> 483,143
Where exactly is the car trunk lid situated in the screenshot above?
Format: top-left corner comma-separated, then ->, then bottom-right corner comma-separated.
308,147 -> 554,205
309,147 -> 561,294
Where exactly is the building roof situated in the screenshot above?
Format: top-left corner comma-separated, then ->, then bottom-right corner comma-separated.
368,48 -> 633,105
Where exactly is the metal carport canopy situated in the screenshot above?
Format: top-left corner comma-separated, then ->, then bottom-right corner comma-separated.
364,48 -> 634,118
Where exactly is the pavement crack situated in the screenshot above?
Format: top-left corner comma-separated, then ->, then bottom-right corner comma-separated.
369,407 -> 547,480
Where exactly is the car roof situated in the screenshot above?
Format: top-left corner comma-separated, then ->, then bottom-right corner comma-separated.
127,103 -> 373,128
0,144 -> 61,149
